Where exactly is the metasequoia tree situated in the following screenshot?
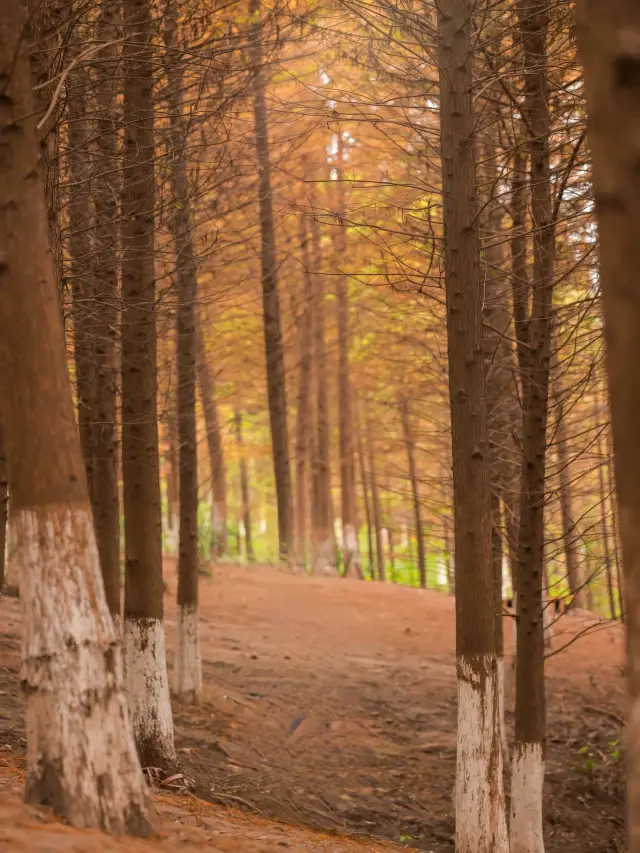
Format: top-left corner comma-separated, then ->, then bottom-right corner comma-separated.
0,0 -> 152,831
436,0 -> 508,849
576,4 -> 640,852
249,0 -> 293,561
121,0 -> 176,765
511,1 -> 554,848
400,397 -> 426,588
234,411 -> 255,560
164,0 -> 202,703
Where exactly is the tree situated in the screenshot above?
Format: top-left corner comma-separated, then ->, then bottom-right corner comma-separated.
400,398 -> 426,588
436,0 -> 508,850
576,7 -> 640,851
234,411 -> 254,560
0,0 -> 152,831
121,0 -> 176,766
164,0 -> 202,703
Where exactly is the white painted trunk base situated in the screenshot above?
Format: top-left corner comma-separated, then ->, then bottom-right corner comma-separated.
510,742 -> 545,853
311,535 -> 338,576
17,506 -> 152,833
342,523 -> 362,576
456,655 -> 509,853
173,604 -> 203,703
124,616 -> 176,767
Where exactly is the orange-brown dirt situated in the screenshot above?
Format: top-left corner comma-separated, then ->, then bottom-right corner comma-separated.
0,561 -> 627,851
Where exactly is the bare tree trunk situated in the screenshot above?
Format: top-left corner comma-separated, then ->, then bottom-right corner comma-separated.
575,12 -> 640,850
511,3 -> 554,848
356,408 -> 375,580
234,411 -> 254,561
0,427 -> 8,592
248,0 -> 292,562
196,324 -> 227,558
90,0 -> 122,624
366,406 -> 385,582
0,3 -> 152,829
310,214 -> 336,575
166,367 -> 180,552
606,428 -> 624,622
436,1 -> 508,849
294,214 -> 314,568
553,375 -> 581,604
121,0 -> 175,767
333,135 -> 361,578
401,398 -> 426,588
594,391 -> 616,619
164,0 -> 201,703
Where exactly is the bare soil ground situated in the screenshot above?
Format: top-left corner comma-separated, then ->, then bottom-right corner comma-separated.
0,561 -> 627,852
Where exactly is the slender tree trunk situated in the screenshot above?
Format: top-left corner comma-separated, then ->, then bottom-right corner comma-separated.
0,4 -> 152,829
594,392 -> 616,619
294,214 -> 314,568
248,0 -> 292,561
121,0 -> 175,767
0,427 -> 8,592
196,324 -> 227,558
90,0 -> 122,624
333,135 -> 361,577
553,376 -> 581,603
511,3 -> 553,849
164,0 -> 201,703
366,406 -> 385,582
401,398 -> 426,588
310,214 -> 336,575
606,428 -> 624,622
235,411 -> 254,561
356,410 -> 375,580
165,364 -> 179,552
436,1 -> 508,849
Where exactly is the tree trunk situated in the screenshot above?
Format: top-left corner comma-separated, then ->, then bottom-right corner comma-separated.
401,398 -> 426,588
0,426 -> 8,592
310,213 -> 336,575
594,389 -> 616,619
365,406 -> 385,582
0,2 -> 152,830
436,1 -> 508,849
356,408 -> 375,580
553,375 -> 581,604
196,323 -> 227,558
511,3 -> 554,849
333,135 -> 361,578
234,411 -> 254,561
121,0 -> 175,767
164,0 -> 202,704
89,0 -> 122,624
248,0 -> 293,562
166,370 -> 180,552
294,214 -> 314,568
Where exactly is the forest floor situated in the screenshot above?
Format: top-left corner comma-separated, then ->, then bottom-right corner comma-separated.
0,560 -> 627,852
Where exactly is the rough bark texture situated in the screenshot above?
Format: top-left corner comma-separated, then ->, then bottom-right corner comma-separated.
249,0 -> 293,561
401,398 -> 426,588
294,215 -> 314,567
196,323 -> 228,558
436,1 -> 508,850
511,2 -> 553,849
121,0 -> 175,767
235,412 -> 254,561
89,0 -> 122,620
165,0 -> 201,703
0,2 -> 153,831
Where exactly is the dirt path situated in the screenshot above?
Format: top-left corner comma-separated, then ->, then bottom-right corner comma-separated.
0,562 -> 627,851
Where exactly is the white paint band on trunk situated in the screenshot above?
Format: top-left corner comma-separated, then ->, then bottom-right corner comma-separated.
456,654 -> 509,853
16,506 -> 151,833
124,615 -> 176,764
510,741 -> 545,853
173,603 -> 203,703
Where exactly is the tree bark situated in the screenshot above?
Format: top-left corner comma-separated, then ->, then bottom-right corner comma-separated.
436,1 -> 508,849
164,0 -> 202,704
553,371 -> 581,604
234,411 -> 254,561
121,0 -> 175,767
196,323 -> 228,558
511,3 -> 554,849
365,406 -> 385,582
356,406 -> 375,580
248,0 -> 293,562
0,426 -> 8,592
401,398 -> 426,588
89,0 -> 122,623
0,2 -> 153,830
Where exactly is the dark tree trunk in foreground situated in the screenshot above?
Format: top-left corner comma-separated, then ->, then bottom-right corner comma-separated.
165,0 -> 201,703
249,0 -> 293,562
0,1 -> 152,830
234,411 -> 254,561
576,6 -> 640,851
511,3 -> 553,847
401,398 -> 426,588
436,0 -> 508,848
121,0 -> 175,767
